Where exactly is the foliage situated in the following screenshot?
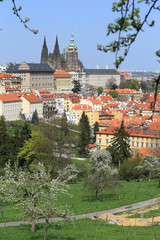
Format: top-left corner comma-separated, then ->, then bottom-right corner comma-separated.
136,154 -> 160,181
1,0 -> 38,34
0,162 -> 72,239
72,80 -> 81,93
109,90 -> 119,98
108,120 -> 131,168
97,86 -> 103,96
84,149 -> 119,201
78,112 -> 91,157
93,121 -> 99,143
129,79 -> 140,91
58,164 -> 80,183
31,109 -> 39,125
119,79 -> 129,89
18,131 -> 54,167
97,0 -> 160,68
61,112 -> 69,136
120,156 -> 143,180
0,116 -> 14,167
41,122 -> 75,172
140,81 -> 148,92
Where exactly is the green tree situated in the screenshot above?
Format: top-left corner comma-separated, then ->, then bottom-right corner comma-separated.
120,156 -> 142,180
109,90 -> 118,98
97,86 -> 103,96
18,131 -> 54,168
61,112 -> 69,136
31,109 -> 39,125
20,122 -> 31,142
0,116 -> 12,167
136,155 -> 160,183
108,120 -> 131,168
78,112 -> 91,157
42,122 -> 75,172
129,80 -> 140,91
93,121 -> 99,143
84,149 -> 119,201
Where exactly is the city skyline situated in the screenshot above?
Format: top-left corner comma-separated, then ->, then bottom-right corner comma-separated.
0,0 -> 160,71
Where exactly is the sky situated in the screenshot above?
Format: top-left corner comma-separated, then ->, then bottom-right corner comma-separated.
0,0 -> 160,71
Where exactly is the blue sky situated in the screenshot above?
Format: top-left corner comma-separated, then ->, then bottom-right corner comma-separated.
0,0 -> 160,71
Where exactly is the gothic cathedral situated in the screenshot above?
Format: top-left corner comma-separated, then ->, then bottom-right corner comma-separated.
41,33 -> 83,71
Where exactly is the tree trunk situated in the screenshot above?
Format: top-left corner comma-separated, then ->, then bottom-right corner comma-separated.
31,220 -> 36,233
119,159 -> 121,170
95,190 -> 98,199
43,219 -> 49,240
101,190 -> 105,202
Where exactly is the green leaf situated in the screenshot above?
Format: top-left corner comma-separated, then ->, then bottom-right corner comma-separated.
25,17 -> 30,23
18,6 -> 22,11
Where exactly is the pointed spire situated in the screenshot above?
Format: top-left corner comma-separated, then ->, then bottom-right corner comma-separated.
41,35 -> 48,64
52,35 -> 61,69
43,35 -> 47,47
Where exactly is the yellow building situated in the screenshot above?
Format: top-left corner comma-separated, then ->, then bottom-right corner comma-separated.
54,70 -> 72,91
71,104 -> 99,126
96,125 -> 160,153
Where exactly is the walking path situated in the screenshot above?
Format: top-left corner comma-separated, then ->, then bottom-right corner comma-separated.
0,197 -> 160,227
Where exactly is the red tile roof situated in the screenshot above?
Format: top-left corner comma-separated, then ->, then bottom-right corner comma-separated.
133,148 -> 160,158
89,98 -> 101,104
0,93 -> 21,102
72,104 -> 92,111
0,73 -> 16,80
54,70 -> 72,77
22,93 -> 42,103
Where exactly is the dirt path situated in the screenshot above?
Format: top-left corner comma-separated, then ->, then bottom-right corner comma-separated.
0,197 -> 160,227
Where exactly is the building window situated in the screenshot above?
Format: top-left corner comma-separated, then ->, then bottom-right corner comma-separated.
99,139 -> 101,144
146,143 -> 148,148
132,142 -> 134,146
132,137 -> 134,140
141,143 -> 143,147
137,142 -> 139,147
106,139 -> 108,144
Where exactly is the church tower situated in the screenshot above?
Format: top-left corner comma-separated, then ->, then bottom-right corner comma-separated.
52,35 -> 61,69
41,36 -> 48,64
66,33 -> 79,71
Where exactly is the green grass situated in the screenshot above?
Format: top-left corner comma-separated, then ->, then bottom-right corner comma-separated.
0,180 -> 160,223
1,219 -> 160,240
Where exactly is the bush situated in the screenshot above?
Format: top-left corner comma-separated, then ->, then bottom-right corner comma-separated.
120,157 -> 142,180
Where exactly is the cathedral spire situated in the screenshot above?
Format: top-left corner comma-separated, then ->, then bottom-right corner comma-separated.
41,36 -> 48,64
52,35 -> 61,70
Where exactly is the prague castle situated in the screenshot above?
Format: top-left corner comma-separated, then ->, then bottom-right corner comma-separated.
41,33 -> 83,71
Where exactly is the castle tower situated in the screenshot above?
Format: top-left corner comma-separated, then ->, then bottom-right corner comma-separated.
52,35 -> 61,70
41,36 -> 48,64
66,32 -> 79,71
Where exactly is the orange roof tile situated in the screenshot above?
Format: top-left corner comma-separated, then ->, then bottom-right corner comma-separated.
54,70 -> 72,77
22,93 -> 42,103
72,104 -> 92,111
89,98 -> 101,104
0,93 -> 21,102
133,148 -> 160,158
